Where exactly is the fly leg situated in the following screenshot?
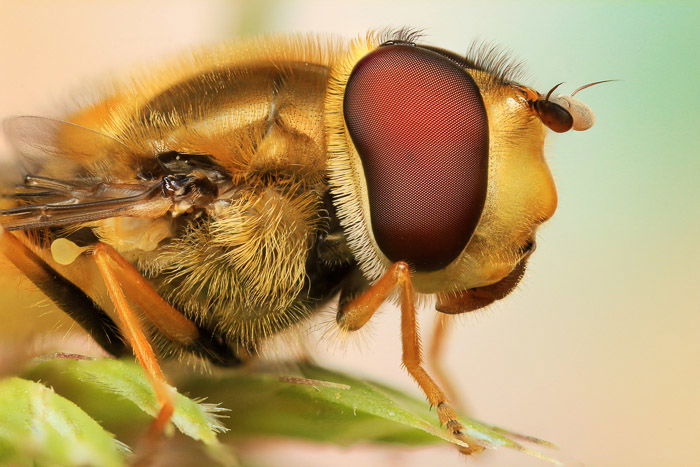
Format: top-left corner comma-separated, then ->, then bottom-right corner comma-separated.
337,262 -> 483,454
397,268 -> 483,454
1,230 -> 177,462
0,227 -> 126,356
92,243 -> 190,465
92,243 -> 199,346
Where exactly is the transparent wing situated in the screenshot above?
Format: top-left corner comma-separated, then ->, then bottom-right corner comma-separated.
3,115 -> 136,176
1,116 -> 171,230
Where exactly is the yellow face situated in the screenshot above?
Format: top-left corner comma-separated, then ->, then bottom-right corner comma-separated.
454,79 -> 558,290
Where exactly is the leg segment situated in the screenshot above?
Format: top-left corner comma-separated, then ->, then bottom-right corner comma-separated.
337,262 -> 483,454
396,270 -> 483,454
336,262 -> 408,331
93,242 -> 198,346
94,243 -> 241,367
92,243 -> 174,452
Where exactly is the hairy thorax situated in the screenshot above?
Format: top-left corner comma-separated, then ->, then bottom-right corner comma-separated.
91,55 -> 347,347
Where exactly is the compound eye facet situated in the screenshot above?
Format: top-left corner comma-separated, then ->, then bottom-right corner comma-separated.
343,45 -> 489,271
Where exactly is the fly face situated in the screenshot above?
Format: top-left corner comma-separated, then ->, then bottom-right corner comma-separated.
327,35 -> 602,300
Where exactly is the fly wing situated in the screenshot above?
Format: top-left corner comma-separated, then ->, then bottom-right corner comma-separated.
1,116 -> 171,230
0,181 -> 171,231
3,115 -> 139,178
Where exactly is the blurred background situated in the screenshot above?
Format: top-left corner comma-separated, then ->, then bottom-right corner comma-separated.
0,1 -> 698,466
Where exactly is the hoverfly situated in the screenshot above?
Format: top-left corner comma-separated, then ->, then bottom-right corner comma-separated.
0,28 -> 604,456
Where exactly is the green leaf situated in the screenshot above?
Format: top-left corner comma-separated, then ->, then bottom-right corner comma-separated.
25,357 -> 227,445
18,356 -> 558,465
0,377 -> 125,467
180,363 -> 560,464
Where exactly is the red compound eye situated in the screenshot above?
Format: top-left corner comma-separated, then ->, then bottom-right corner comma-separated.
343,45 -> 489,271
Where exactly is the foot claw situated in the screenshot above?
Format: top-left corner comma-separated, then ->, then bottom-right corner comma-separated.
453,430 -> 486,455
437,402 -> 485,456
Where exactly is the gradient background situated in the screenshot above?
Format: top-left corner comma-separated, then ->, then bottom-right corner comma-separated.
1,2 -> 698,466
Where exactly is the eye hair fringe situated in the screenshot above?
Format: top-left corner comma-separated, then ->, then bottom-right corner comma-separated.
464,41 -> 526,87
378,26 -> 425,45
377,30 -> 525,87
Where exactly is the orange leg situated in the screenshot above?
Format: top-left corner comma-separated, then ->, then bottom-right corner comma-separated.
94,242 -> 199,346
428,313 -> 468,414
0,227 -> 127,356
338,262 -> 483,454
92,243 -> 174,459
336,262 -> 404,331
